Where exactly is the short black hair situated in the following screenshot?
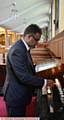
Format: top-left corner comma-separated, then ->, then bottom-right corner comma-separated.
24,24 -> 42,36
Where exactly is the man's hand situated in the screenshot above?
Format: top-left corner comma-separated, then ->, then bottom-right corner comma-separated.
47,80 -> 55,88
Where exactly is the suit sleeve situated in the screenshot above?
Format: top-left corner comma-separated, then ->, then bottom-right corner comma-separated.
8,48 -> 44,88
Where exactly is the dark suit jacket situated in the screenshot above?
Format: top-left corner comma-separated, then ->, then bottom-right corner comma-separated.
3,40 -> 44,107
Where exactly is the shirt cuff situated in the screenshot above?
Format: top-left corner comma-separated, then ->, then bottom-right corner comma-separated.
42,79 -> 47,95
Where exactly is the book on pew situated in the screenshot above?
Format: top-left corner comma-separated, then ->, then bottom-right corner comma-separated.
35,58 -> 61,79
35,58 -> 61,72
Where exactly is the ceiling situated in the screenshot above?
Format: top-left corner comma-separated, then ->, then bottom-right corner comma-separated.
0,0 -> 52,34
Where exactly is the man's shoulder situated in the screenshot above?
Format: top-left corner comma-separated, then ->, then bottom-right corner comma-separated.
8,39 -> 26,55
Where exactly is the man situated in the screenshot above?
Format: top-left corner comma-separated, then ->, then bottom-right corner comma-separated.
3,24 -> 54,117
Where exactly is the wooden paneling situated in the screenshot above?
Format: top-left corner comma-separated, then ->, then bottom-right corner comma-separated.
62,39 -> 64,61
58,40 -> 63,62
48,31 -> 64,63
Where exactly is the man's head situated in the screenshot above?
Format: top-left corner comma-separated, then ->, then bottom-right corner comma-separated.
23,24 -> 42,48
